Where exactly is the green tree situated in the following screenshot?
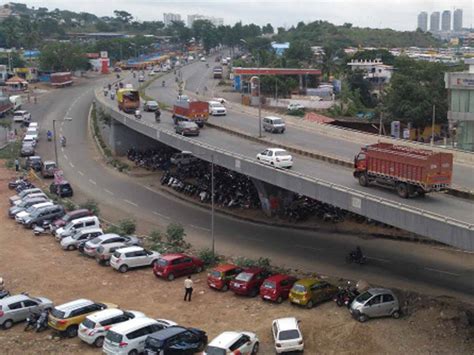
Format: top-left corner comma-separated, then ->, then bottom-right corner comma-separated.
113,10 -> 133,24
347,70 -> 375,108
262,23 -> 274,34
39,42 -> 89,71
284,40 -> 313,66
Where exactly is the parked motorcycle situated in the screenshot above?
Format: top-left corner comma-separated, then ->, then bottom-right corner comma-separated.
0,289 -> 10,299
155,110 -> 161,122
35,310 -> 49,332
24,312 -> 40,331
333,284 -> 359,308
134,110 -> 142,120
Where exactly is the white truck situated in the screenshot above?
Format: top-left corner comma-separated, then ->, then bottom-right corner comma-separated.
9,95 -> 22,110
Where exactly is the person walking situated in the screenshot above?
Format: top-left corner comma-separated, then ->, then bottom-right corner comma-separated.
184,276 -> 193,302
14,158 -> 19,172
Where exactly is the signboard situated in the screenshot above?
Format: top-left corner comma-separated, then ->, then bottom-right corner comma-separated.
403,128 -> 410,139
391,121 -> 400,139
100,51 -> 108,58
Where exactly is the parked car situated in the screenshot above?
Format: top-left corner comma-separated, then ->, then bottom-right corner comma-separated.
22,135 -> 37,147
15,202 -> 53,224
49,181 -> 73,197
256,148 -> 293,169
95,242 -> 127,266
48,299 -> 117,338
260,274 -> 297,303
350,288 -> 400,323
103,317 -> 161,355
229,268 -> 270,297
170,151 -> 198,166
54,215 -> 100,240
262,116 -> 286,133
78,308 -> 145,348
287,103 -> 305,111
153,253 -> 204,281
60,228 -> 104,251
41,161 -> 57,178
83,234 -> 141,258
25,156 -> 42,171
22,204 -> 64,229
143,100 -> 159,112
13,110 -> 31,123
25,127 -> 39,141
9,187 -> 42,205
175,121 -> 200,136
208,101 -> 227,116
289,278 -> 338,309
50,208 -> 93,231
144,326 -> 208,354
110,246 -> 160,273
8,196 -> 49,218
272,317 -> 304,354
205,331 -> 259,355
207,264 -> 242,292
138,75 -> 145,82
20,143 -> 35,157
0,294 -> 53,329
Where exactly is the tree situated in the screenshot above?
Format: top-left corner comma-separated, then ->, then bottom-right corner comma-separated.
284,40 -> 313,66
113,10 -> 133,24
39,43 -> 89,71
347,70 -> 375,108
262,23 -> 274,34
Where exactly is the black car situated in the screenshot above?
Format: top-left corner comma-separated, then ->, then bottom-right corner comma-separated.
144,326 -> 207,354
25,156 -> 43,172
49,181 -> 74,198
175,121 -> 200,136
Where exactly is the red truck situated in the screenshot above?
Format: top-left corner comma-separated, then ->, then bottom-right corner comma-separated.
172,99 -> 209,128
353,143 -> 453,198
50,72 -> 73,87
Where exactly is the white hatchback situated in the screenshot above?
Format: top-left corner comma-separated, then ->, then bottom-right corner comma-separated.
272,317 -> 304,353
110,246 -> 160,273
256,148 -> 293,169
205,331 -> 259,354
78,308 -> 145,348
208,101 -> 227,116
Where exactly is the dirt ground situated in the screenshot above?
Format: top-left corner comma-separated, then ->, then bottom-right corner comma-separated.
0,164 -> 473,355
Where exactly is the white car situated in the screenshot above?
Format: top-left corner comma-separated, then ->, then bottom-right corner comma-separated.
110,246 -> 160,273
138,75 -> 145,82
188,56 -> 194,61
201,57 -> 206,62
78,308 -> 145,348
272,317 -> 304,354
13,110 -> 31,123
60,227 -> 103,251
148,71 -> 155,76
205,331 -> 259,355
23,135 -> 37,147
256,148 -> 293,169
212,97 -> 227,104
208,101 -> 227,116
26,127 -> 39,140
287,103 -> 305,111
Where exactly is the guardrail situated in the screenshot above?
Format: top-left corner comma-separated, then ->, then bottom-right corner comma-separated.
95,90 -> 474,251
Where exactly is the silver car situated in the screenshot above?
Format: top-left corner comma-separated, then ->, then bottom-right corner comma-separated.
350,288 -> 400,322
9,188 -> 43,206
95,242 -> 128,266
60,228 -> 104,251
0,294 -> 53,329
83,234 -> 141,258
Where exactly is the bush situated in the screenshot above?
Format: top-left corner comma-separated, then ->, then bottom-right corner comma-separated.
62,199 -> 77,211
118,218 -> 136,235
104,224 -> 121,234
287,109 -> 305,117
79,199 -> 100,216
148,224 -> 190,254
198,248 -> 221,267
235,256 -> 271,269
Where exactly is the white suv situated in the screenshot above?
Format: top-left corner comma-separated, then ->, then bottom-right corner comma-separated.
205,331 -> 259,354
103,317 -> 162,355
272,317 -> 304,353
54,216 -> 100,241
110,246 -> 160,273
78,308 -> 145,348
208,101 -> 227,116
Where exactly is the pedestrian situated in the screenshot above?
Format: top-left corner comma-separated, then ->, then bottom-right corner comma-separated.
14,158 -> 19,172
184,276 -> 193,302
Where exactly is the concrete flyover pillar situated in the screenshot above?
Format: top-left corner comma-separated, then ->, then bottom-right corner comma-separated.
251,178 -> 295,217
109,119 -> 162,156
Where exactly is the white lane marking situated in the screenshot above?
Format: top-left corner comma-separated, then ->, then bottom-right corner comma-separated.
61,148 -> 64,152
88,179 -> 97,185
432,246 -> 474,255
424,267 -> 460,277
63,154 -> 68,160
189,224 -> 211,232
153,211 -> 170,220
78,171 -> 84,176
366,256 -> 391,263
124,199 -> 138,207
69,162 -> 75,168
142,185 -> 156,193
104,189 -> 114,196
294,244 -> 324,252
239,236 -> 263,242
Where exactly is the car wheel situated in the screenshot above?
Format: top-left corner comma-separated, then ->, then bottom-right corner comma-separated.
3,319 -> 13,329
270,162 -> 274,166
392,310 -> 401,319
358,314 -> 368,323
151,259 -> 158,267
128,350 -> 138,355
119,265 -> 129,273
276,296 -> 283,304
306,300 -> 314,309
221,284 -> 228,292
66,325 -> 78,338
67,245 -> 75,251
167,273 -> 175,281
252,342 -> 259,354
250,288 -> 259,297
196,266 -> 203,273
31,223 -> 37,229
94,336 -> 105,348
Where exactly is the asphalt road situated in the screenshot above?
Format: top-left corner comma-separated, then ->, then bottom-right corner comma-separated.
147,56 -> 474,191
22,75 -> 474,303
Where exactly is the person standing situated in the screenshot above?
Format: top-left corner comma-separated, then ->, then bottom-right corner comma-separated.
14,158 -> 19,172
184,276 -> 193,302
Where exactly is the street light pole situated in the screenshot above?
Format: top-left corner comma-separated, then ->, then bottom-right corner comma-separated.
53,119 -> 58,166
211,154 -> 215,256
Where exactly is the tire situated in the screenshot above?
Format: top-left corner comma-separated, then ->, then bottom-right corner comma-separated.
119,265 -> 129,273
128,350 -> 138,355
396,183 -> 409,199
167,273 -> 175,281
358,173 -> 369,187
276,296 -> 283,304
67,245 -> 75,251
3,319 -> 13,329
336,299 -> 344,307
66,325 -> 78,338
392,310 -> 401,319
358,314 -> 368,323
250,288 -> 259,297
221,284 -> 228,292
94,336 -> 105,348
306,300 -> 314,309
196,266 -> 203,273
252,342 -> 259,354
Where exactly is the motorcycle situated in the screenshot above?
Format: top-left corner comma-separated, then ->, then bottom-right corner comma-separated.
333,284 -> 359,308
60,137 -> 66,148
0,289 -> 10,299
155,110 -> 161,122
35,310 -> 49,332
134,110 -> 142,120
47,131 -> 53,142
345,251 -> 367,265
24,312 -> 39,331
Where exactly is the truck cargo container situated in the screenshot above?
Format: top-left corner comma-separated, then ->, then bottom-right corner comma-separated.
172,99 -> 209,128
9,95 -> 22,110
353,143 -> 453,198
50,72 -> 73,87
117,88 -> 140,114
0,96 -> 13,117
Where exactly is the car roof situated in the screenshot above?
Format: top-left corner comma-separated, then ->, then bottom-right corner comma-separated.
274,317 -> 299,331
160,253 -> 187,261
28,155 -> 41,159
110,317 -> 156,334
264,116 -> 282,120
96,233 -> 121,241
208,331 -> 242,348
267,148 -> 287,153
69,215 -> 97,223
74,227 -> 102,235
265,274 -> 292,283
44,160 -> 56,165
208,101 -> 221,105
14,110 -> 27,114
24,135 -> 35,139
213,264 -> 239,272
31,202 -> 53,208
86,308 -> 124,322
148,326 -> 187,340
0,294 -> 31,305
295,278 -> 321,287
115,246 -> 143,254
146,100 -> 158,104
55,298 -> 93,311
240,267 -> 264,274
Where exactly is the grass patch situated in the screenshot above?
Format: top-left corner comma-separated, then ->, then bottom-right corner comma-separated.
0,141 -> 22,168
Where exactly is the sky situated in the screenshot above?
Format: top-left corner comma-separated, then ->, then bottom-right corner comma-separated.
13,0 -> 474,30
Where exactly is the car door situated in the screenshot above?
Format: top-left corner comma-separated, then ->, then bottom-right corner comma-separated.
280,279 -> 291,298
318,282 -> 332,301
267,150 -> 274,164
134,250 -> 148,267
22,299 -> 40,319
124,251 -> 138,268
181,257 -> 194,275
230,334 -> 252,354
381,293 -> 396,316
365,295 -> 383,318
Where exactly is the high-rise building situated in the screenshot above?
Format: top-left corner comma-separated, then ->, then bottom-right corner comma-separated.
441,10 -> 451,31
453,9 -> 463,31
163,13 -> 181,27
187,14 -> 224,28
430,12 -> 440,32
417,11 -> 428,31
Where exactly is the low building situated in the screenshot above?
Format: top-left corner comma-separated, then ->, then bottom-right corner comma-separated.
271,42 -> 289,56
5,76 -> 28,92
347,59 -> 394,84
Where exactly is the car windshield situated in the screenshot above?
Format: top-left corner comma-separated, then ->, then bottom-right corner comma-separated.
210,271 -> 222,278
262,281 -> 276,289
82,318 -> 96,329
235,272 -> 253,282
106,331 -> 123,343
272,119 -> 283,124
145,337 -> 163,349
275,151 -> 289,157
356,291 -> 373,303
50,308 -> 65,319
279,329 -> 300,341
90,237 -> 102,245
157,259 -> 168,267
204,346 -> 226,355
292,284 -> 306,293
17,200 -> 28,207
113,251 -> 122,258
25,205 -> 37,213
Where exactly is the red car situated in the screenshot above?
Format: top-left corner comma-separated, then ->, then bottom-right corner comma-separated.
207,264 -> 242,291
229,267 -> 270,297
153,253 -> 204,281
260,274 -> 297,303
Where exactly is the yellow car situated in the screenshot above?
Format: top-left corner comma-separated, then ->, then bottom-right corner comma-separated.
289,278 -> 338,309
48,298 -> 117,337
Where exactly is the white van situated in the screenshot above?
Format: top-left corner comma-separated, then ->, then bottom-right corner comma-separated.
54,215 -> 100,241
